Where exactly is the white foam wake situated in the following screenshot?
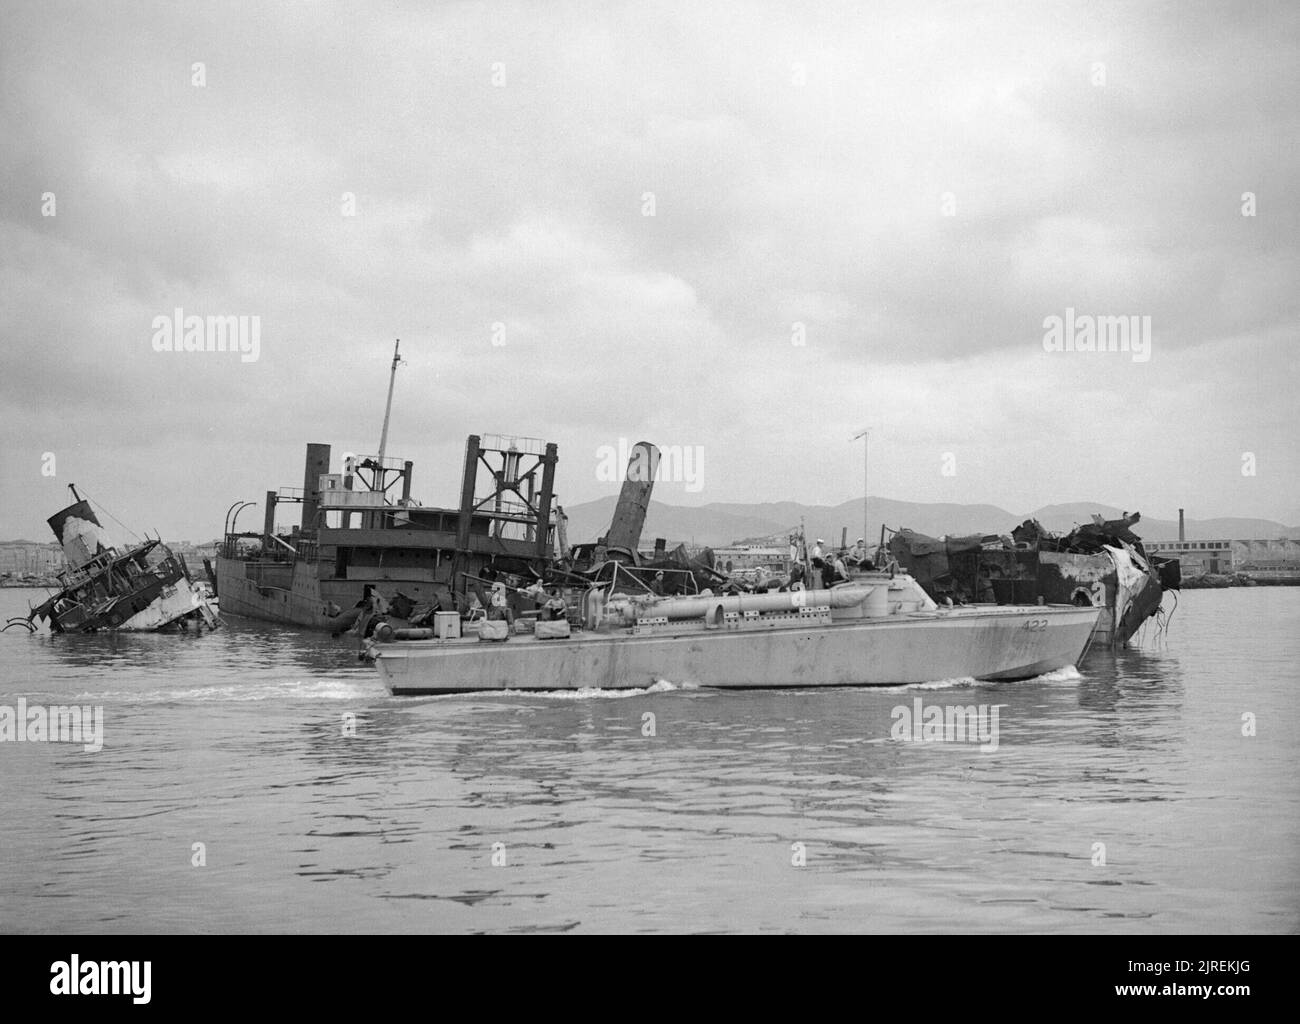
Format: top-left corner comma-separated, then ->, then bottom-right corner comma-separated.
1024,664 -> 1083,684
473,679 -> 692,700
875,664 -> 1083,693
65,678 -> 380,703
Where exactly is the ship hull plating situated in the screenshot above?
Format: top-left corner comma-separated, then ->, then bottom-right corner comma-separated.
214,558 -> 446,629
375,605 -> 1099,694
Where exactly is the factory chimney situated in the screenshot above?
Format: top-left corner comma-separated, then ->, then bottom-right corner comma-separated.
1178,508 -> 1185,544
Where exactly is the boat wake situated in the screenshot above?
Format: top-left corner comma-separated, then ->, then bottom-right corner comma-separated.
877,664 -> 1083,693
468,679 -> 696,700
889,676 -> 979,692
1022,665 -> 1083,684
64,677 -> 380,703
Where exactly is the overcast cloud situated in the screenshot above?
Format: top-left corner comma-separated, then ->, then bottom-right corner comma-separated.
2,0 -> 1296,542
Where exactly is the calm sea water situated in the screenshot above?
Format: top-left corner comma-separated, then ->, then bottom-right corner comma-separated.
0,585 -> 1296,934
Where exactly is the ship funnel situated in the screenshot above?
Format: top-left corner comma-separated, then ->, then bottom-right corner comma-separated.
301,443 -> 331,532
47,493 -> 111,570
604,441 -> 660,556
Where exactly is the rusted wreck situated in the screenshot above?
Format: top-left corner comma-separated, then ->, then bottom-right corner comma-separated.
886,511 -> 1180,647
15,486 -> 220,634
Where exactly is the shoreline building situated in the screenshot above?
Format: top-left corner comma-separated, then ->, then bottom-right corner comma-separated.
0,542 -> 66,577
711,544 -> 790,574
1145,538 -> 1235,575
1144,509 -> 1300,577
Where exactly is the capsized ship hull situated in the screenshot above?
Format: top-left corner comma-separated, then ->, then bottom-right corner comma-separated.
373,584 -> 1099,694
25,489 -> 220,634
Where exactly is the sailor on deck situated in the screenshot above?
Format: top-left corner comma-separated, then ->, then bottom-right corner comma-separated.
783,563 -> 807,591
521,578 -> 546,613
541,588 -> 568,621
489,582 -> 514,627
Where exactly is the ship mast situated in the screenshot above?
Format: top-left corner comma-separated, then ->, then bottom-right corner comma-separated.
852,427 -> 869,555
377,339 -> 402,465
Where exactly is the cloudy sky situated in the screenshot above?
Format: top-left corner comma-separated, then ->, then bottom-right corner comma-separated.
2,0 -> 1297,543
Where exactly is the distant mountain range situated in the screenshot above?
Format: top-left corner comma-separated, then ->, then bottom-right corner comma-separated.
560,496 -> 1300,548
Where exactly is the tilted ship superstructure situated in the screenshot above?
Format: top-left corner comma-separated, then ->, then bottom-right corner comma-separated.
23,486 -> 220,633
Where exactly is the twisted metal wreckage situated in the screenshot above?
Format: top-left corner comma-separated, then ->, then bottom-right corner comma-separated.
885,512 -> 1181,647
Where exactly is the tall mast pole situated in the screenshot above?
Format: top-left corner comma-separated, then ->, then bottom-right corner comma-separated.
377,339 -> 402,465
852,427 -> 869,551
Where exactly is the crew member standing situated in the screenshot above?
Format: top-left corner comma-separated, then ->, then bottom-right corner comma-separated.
489,582 -> 514,627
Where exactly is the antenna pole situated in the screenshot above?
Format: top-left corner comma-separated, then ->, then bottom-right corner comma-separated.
852,428 -> 869,550
377,339 -> 402,465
